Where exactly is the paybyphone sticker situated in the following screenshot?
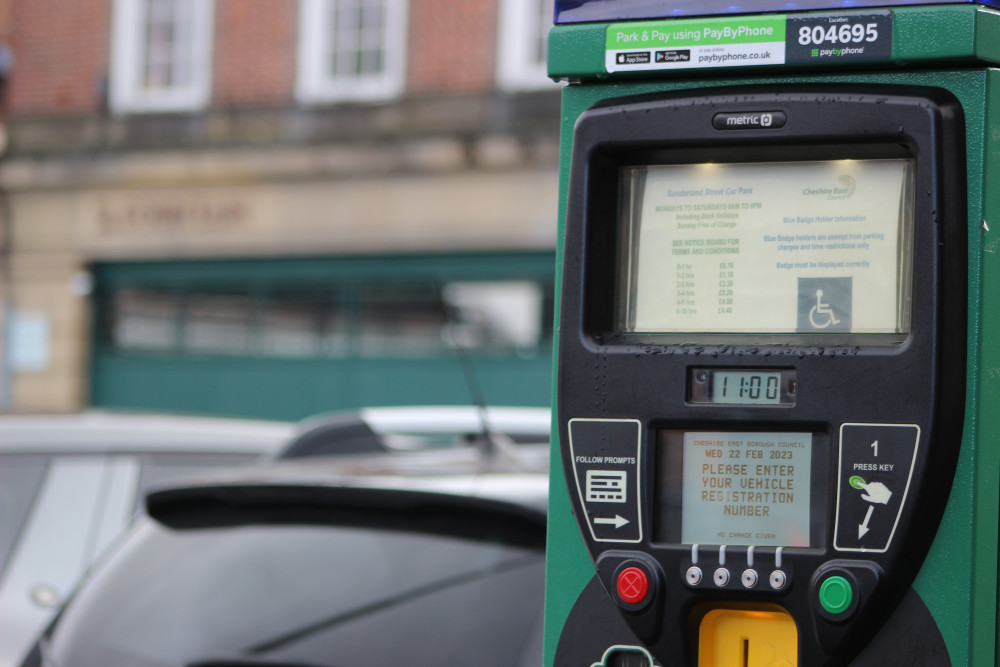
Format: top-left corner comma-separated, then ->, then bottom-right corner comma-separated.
785,12 -> 892,64
605,11 -> 892,73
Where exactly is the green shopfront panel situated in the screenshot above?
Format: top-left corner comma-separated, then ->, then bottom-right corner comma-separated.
91,252 -> 554,421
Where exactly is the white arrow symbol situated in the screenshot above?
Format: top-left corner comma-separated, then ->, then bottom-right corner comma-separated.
858,505 -> 874,539
594,515 -> 630,529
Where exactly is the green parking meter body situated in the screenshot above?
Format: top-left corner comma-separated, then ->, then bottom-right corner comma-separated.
544,1 -> 1000,666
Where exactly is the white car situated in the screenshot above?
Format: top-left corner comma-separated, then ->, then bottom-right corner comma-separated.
0,412 -> 296,667
280,405 -> 551,456
0,405 -> 550,666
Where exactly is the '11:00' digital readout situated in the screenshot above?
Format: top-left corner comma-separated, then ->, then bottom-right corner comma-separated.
712,371 -> 782,404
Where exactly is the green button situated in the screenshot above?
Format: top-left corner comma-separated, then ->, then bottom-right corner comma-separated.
819,575 -> 854,615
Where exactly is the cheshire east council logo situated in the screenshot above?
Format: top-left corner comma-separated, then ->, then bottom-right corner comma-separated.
831,174 -> 856,200
802,174 -> 856,200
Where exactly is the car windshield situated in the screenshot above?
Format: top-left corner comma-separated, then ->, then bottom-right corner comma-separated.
42,517 -> 544,667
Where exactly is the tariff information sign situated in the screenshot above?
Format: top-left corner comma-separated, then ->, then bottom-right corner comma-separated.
605,11 -> 891,72
622,158 -> 913,335
680,432 -> 812,547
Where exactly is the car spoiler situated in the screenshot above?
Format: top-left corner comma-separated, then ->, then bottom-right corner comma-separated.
146,483 -> 546,550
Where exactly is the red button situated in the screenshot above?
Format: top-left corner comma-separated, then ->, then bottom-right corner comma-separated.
617,566 -> 649,604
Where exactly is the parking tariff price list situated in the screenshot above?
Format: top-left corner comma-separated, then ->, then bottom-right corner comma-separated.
718,261 -> 734,315
674,260 -> 739,318
676,262 -> 696,316
630,168 -> 755,333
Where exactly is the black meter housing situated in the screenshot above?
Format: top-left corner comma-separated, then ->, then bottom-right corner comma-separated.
556,86 -> 966,665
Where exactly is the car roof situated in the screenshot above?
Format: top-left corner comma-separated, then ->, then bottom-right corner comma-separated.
0,411 -> 296,454
281,405 -> 551,458
358,405 -> 550,435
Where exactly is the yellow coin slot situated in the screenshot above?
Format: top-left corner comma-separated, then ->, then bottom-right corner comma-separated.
698,608 -> 797,667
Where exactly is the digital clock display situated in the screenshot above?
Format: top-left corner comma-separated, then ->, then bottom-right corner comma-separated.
713,371 -> 782,404
689,368 -> 795,406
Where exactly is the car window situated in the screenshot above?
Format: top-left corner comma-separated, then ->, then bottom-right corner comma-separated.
0,455 -> 49,570
44,519 -> 545,667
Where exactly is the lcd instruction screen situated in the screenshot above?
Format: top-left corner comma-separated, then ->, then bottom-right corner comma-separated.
617,159 -> 914,336
656,431 -> 813,547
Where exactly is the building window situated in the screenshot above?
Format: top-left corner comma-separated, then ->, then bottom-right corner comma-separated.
109,0 -> 215,113
296,0 -> 407,104
441,281 -> 544,355
101,280 -> 551,359
183,290 -> 257,355
109,288 -> 180,350
496,0 -> 554,91
357,285 -> 448,356
261,288 -> 348,357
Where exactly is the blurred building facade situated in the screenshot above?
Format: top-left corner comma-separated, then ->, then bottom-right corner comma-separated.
0,0 -> 559,420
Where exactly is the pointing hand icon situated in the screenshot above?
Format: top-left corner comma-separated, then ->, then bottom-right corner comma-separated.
859,481 -> 892,505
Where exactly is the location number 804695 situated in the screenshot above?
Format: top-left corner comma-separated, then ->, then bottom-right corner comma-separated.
798,23 -> 878,46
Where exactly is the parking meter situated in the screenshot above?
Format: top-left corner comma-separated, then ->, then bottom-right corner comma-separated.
544,1 -> 1000,665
